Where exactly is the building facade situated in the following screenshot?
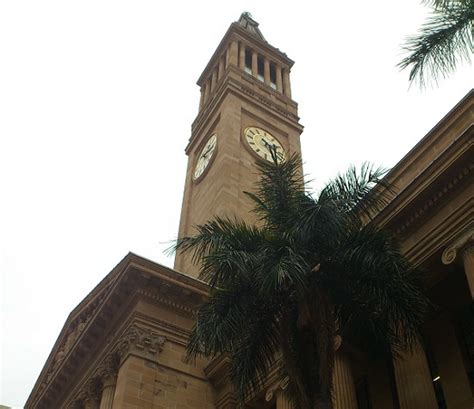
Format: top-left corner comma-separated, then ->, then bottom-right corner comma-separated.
26,13 -> 473,409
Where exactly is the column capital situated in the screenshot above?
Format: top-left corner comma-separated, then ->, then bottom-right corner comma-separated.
441,224 -> 474,265
97,352 -> 119,387
116,324 -> 166,363
77,378 -> 101,409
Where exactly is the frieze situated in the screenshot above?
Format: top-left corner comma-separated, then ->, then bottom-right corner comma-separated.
395,164 -> 472,236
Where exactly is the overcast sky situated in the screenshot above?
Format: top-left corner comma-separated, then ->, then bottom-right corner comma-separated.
0,1 -> 472,407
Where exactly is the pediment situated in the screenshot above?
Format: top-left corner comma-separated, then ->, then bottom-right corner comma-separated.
26,252 -> 208,409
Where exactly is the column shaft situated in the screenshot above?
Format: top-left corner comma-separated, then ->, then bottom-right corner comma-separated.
333,352 -> 358,409
264,58 -> 270,84
276,65 -> 283,92
428,316 -> 472,408
239,43 -> 246,69
199,87 -> 204,109
251,51 -> 258,77
218,57 -> 224,81
211,69 -> 218,93
393,341 -> 438,409
99,384 -> 116,409
282,68 -> 291,97
228,40 -> 238,66
462,246 -> 474,298
203,81 -> 210,104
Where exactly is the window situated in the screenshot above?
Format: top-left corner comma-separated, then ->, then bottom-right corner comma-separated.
257,55 -> 264,81
270,62 -> 277,89
244,49 -> 252,74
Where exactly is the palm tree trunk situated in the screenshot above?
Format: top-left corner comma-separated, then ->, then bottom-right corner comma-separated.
288,289 -> 336,409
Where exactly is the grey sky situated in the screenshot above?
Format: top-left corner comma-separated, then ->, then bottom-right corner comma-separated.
0,1 -> 472,407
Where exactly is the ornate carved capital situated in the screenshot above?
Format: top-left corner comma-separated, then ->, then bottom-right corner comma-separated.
97,352 -> 119,387
117,324 -> 166,363
442,225 -> 474,265
77,377 -> 101,408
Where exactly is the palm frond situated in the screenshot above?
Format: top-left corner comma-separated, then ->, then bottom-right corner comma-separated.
174,217 -> 263,276
321,226 -> 430,358
399,0 -> 474,87
245,154 -> 305,230
318,162 -> 389,222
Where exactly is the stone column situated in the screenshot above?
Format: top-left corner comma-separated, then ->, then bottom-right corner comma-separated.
199,87 -> 204,109
99,377 -> 116,409
218,57 -> 224,81
393,341 -> 438,409
427,315 -> 472,408
442,228 -> 474,298
251,51 -> 258,77
203,81 -> 210,104
333,352 -> 358,409
228,40 -> 238,66
264,58 -> 271,85
239,43 -> 246,69
211,69 -> 218,93
97,353 -> 119,409
461,245 -> 474,297
276,390 -> 292,409
276,65 -> 283,92
282,68 -> 291,98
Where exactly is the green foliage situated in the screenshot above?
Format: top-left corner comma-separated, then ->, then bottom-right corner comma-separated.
174,155 -> 429,409
399,0 -> 474,87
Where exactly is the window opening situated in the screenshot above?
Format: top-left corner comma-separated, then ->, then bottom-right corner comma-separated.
244,49 -> 252,74
257,55 -> 264,81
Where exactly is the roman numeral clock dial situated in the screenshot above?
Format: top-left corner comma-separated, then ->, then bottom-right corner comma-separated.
193,134 -> 217,181
244,127 -> 286,162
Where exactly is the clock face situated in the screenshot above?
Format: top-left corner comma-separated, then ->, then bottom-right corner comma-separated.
244,127 -> 286,163
193,134 -> 217,180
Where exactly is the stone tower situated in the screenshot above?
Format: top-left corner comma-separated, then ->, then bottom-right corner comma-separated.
174,12 -> 304,277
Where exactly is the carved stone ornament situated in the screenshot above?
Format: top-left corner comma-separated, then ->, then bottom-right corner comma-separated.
96,352 -> 120,386
265,376 -> 290,402
441,225 -> 474,265
44,316 -> 91,387
117,324 -> 166,361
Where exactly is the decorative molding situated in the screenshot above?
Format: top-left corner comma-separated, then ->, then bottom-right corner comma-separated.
395,164 -> 472,236
116,324 -> 166,363
137,288 -> 197,316
442,223 -> 474,265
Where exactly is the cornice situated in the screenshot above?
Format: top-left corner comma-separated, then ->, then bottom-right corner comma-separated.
394,160 -> 472,237
403,197 -> 473,267
374,123 -> 473,231
188,67 -> 303,154
26,253 -> 209,409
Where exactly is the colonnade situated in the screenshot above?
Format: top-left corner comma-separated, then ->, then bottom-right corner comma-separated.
199,39 -> 292,109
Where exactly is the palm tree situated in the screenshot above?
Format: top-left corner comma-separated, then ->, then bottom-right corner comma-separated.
398,0 -> 474,87
175,154 -> 429,409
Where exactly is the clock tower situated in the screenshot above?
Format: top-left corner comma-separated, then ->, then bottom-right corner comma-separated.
174,13 -> 304,276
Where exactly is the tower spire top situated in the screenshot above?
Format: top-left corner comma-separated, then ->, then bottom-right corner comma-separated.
237,12 -> 266,41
